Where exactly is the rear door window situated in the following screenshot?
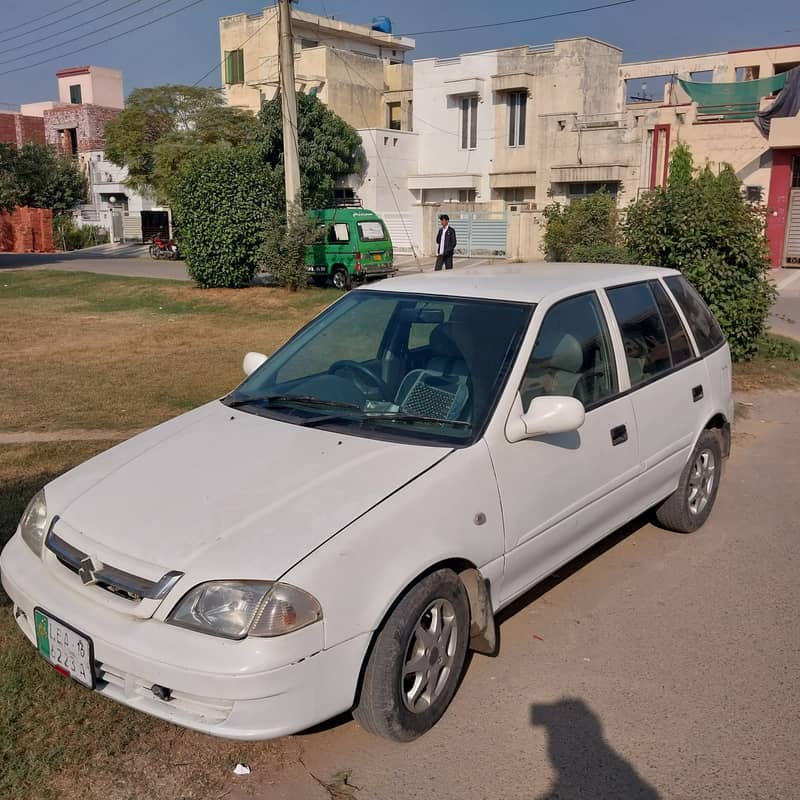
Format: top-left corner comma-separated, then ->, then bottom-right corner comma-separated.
357,220 -> 387,242
664,275 -> 725,354
606,282 -> 673,387
650,280 -> 694,365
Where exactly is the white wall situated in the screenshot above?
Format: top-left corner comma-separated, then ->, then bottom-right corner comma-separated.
412,50 -> 499,203
357,128 -> 418,211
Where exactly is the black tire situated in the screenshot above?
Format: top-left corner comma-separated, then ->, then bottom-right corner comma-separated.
332,267 -> 351,291
655,429 -> 722,533
148,244 -> 159,260
353,569 -> 470,742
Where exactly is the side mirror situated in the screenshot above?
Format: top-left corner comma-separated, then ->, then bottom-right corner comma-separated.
506,396 -> 585,443
243,351 -> 268,376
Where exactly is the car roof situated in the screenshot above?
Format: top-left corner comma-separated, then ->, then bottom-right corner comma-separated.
363,262 -> 679,304
309,208 -> 382,220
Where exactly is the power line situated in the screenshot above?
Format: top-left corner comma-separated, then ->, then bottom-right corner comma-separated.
0,0 -> 175,66
1,0 -> 87,35
0,0 -> 122,47
402,0 -> 637,37
0,0 -> 209,77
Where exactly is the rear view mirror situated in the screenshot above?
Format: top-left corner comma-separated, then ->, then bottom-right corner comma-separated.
243,352 -> 268,376
506,396 -> 585,442
416,309 -> 445,324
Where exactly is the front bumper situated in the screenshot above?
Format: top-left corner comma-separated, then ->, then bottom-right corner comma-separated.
1,533 -> 369,740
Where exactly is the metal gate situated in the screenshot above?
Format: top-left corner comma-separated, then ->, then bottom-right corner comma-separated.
449,211 -> 507,257
784,189 -> 800,267
380,211 -> 415,253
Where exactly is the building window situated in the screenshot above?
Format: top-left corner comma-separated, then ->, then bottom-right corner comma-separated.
224,49 -> 245,85
567,182 -> 619,201
408,100 -> 413,132
69,84 -> 82,104
460,96 -> 478,150
507,91 -> 527,147
300,38 -> 319,49
387,102 -> 401,130
745,185 -> 764,203
458,189 -> 476,203
503,187 -> 535,203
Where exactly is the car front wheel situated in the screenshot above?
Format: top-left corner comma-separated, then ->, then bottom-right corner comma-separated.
655,429 -> 722,533
353,569 -> 470,742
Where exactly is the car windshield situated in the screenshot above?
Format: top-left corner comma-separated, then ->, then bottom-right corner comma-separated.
224,290 -> 533,446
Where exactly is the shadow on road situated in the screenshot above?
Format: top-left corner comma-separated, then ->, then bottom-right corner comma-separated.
531,698 -> 660,800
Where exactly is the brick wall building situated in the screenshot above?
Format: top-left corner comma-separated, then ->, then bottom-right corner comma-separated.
0,207 -> 54,253
0,112 -> 46,148
43,104 -> 121,156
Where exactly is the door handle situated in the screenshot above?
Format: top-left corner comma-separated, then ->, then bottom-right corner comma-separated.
610,424 -> 628,446
692,385 -> 704,402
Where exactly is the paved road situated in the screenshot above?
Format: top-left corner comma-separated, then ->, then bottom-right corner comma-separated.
229,389 -> 799,800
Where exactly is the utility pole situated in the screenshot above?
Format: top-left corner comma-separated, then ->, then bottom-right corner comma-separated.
278,0 -> 302,216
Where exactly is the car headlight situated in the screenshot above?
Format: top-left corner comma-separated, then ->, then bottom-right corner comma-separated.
20,490 -> 48,558
167,580 -> 322,640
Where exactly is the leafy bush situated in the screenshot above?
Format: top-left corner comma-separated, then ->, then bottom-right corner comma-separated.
625,148 -> 774,361
258,206 -> 317,291
542,190 -> 629,262
171,146 -> 281,288
53,215 -> 109,251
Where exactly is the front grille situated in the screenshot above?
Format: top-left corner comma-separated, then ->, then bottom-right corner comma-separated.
45,522 -> 183,603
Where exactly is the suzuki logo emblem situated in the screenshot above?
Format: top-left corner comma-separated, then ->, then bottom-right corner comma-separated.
78,555 -> 103,586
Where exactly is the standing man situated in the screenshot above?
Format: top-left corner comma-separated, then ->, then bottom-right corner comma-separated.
435,214 -> 457,271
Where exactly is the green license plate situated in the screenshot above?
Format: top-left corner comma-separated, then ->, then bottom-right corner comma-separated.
34,608 -> 95,689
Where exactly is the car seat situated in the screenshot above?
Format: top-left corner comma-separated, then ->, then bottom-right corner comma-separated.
395,323 -> 470,420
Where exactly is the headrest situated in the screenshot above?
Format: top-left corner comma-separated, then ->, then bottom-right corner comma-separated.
430,323 -> 464,360
549,333 -> 584,374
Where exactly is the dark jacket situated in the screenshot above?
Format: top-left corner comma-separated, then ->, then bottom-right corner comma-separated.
436,225 -> 457,257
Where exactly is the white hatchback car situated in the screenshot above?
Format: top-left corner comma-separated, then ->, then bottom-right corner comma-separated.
1,264 -> 732,742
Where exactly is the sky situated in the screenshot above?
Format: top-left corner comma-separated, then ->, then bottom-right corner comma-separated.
1,0 -> 799,110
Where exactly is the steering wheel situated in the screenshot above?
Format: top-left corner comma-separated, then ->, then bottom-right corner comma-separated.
328,360 -> 389,399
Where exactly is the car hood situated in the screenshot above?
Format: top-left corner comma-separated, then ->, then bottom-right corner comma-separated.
47,401 -> 451,582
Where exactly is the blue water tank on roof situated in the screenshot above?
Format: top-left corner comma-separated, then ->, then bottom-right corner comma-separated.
371,17 -> 392,34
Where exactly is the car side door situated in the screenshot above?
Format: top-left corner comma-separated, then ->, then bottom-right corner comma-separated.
604,280 -> 711,508
487,291 -> 642,608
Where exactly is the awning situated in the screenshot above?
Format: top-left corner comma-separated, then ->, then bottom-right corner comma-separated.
550,165 -> 625,183
443,77 -> 483,97
680,73 -> 787,119
491,73 -> 534,93
407,174 -> 481,190
490,172 -> 537,189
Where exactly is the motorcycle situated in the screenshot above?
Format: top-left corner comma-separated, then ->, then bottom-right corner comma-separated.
148,233 -> 180,260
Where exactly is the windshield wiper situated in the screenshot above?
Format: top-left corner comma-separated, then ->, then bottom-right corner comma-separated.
225,394 -> 361,412
361,412 -> 472,428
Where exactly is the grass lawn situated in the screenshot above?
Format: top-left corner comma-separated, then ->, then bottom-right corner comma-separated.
0,269 -> 798,798
0,271 -> 338,799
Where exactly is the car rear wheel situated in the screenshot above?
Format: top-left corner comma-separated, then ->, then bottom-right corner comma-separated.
353,569 -> 470,742
332,267 -> 351,291
655,429 -> 722,533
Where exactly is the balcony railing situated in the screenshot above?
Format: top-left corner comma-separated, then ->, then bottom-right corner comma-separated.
695,102 -> 760,123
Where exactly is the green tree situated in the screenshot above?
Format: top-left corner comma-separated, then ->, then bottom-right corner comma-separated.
105,85 -> 258,203
542,189 -> 630,263
667,142 -> 694,189
171,146 -> 281,288
256,92 -> 365,212
625,150 -> 774,360
0,142 -> 86,214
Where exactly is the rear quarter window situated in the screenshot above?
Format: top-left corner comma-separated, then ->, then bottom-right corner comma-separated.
664,275 -> 725,355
